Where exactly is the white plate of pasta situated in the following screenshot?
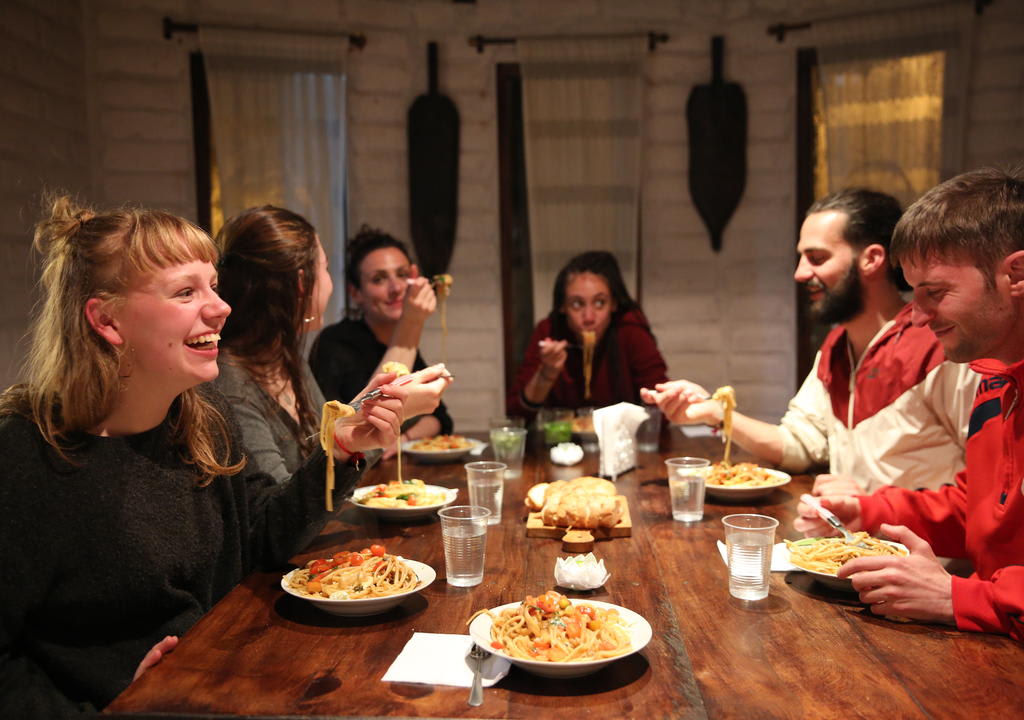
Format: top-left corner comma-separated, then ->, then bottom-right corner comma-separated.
281,546 -> 436,616
351,480 -> 459,519
784,535 -> 908,592
703,463 -> 791,501
467,592 -> 652,679
402,435 -> 484,464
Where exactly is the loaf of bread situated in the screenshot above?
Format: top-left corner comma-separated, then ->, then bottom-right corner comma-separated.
526,476 -> 625,529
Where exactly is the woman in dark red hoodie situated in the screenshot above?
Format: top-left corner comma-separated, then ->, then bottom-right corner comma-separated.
507,250 -> 668,420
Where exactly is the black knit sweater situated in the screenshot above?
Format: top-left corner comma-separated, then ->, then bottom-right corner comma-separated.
0,390 -> 362,717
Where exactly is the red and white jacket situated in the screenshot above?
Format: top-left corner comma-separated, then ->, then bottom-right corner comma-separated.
859,356 -> 1024,640
778,304 -> 978,492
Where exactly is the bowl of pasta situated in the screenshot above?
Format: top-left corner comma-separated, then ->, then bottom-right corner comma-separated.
467,591 -> 652,679
402,435 -> 483,464
703,462 -> 791,501
784,535 -> 909,591
351,479 -> 459,519
281,545 -> 436,616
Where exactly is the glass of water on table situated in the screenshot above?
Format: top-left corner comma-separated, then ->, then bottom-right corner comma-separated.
665,457 -> 709,522
464,461 -> 506,524
437,505 -> 490,587
722,514 -> 779,601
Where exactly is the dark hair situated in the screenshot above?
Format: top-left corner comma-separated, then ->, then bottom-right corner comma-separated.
344,225 -> 412,289
549,251 -> 638,322
891,166 -> 1024,285
216,206 -> 321,451
807,188 -> 906,289
546,251 -> 641,401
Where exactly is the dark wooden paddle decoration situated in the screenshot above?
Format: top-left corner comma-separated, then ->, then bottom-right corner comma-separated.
407,42 -> 459,278
686,36 -> 746,252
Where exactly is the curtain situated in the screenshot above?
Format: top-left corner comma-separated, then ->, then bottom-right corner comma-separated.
199,28 -> 349,323
519,36 -> 646,321
811,3 -> 974,207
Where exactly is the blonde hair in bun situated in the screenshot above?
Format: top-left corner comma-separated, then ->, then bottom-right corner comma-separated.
2,194 -> 242,484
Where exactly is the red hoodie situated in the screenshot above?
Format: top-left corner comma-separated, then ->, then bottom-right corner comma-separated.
858,356 -> 1024,640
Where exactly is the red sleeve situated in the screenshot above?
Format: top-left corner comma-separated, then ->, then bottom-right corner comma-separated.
952,571 -> 1024,640
506,319 -> 551,420
857,470 -> 969,558
618,313 -> 669,395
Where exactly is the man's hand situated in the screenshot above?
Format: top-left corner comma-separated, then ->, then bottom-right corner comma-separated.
840,524 -> 955,624
812,473 -> 863,497
794,494 -> 863,536
640,379 -> 720,426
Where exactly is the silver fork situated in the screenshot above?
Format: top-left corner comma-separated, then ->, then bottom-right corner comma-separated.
801,493 -> 869,548
468,644 -> 486,707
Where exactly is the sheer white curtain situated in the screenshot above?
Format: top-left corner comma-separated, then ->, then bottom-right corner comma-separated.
519,36 -> 646,321
199,28 -> 349,322
811,3 -> 974,206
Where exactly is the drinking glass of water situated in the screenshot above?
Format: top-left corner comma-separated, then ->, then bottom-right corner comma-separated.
722,514 -> 779,601
666,457 -> 709,522
437,505 -> 490,587
465,461 -> 506,525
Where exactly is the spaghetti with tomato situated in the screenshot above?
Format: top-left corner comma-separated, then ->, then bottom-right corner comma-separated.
469,591 -> 631,662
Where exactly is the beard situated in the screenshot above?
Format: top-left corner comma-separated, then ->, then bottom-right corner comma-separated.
807,262 -> 864,325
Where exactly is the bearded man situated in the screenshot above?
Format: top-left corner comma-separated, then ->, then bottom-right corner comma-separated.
643,188 -> 979,495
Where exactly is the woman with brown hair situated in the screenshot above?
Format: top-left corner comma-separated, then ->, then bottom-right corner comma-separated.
0,197 -> 442,717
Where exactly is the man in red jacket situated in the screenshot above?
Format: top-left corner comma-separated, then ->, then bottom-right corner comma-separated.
795,167 -> 1024,640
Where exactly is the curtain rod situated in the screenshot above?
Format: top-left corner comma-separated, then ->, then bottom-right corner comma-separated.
162,16 -> 367,48
468,31 -> 669,54
766,0 -> 993,43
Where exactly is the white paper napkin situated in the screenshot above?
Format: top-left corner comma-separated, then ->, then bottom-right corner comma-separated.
716,541 -> 799,572
594,402 -> 648,479
381,632 -> 510,687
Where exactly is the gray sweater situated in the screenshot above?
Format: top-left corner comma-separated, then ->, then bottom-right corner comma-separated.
212,359 -> 326,483
0,388 -> 364,718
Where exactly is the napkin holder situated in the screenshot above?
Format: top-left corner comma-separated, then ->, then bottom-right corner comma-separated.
594,402 -> 648,480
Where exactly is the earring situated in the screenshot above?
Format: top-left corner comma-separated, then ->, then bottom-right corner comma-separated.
303,315 -> 317,324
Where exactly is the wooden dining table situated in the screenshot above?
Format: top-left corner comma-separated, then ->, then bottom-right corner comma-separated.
106,429 -> 1024,719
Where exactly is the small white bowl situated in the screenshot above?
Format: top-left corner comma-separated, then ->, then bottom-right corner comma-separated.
704,468 -> 792,501
468,600 -> 651,679
281,559 -> 435,616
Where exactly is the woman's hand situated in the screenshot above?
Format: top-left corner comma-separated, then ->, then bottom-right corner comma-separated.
395,364 -> 452,418
133,635 -> 178,681
399,267 -> 437,326
335,391 -> 404,454
537,338 -> 568,379
641,379 -> 718,426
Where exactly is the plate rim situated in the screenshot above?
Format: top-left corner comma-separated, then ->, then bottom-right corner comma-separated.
350,483 -> 459,513
704,467 -> 792,493
280,558 -> 436,607
467,598 -> 652,672
400,436 -> 483,457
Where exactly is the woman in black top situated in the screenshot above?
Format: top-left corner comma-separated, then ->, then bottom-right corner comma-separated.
310,226 -> 453,455
0,198 -> 443,717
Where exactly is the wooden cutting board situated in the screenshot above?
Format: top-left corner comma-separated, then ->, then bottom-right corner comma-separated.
525,501 -> 632,539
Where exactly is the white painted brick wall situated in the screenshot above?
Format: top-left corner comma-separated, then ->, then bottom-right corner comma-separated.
4,0 -> 1022,430
0,0 -> 90,388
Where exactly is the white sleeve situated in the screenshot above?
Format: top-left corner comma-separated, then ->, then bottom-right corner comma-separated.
776,352 -> 831,472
